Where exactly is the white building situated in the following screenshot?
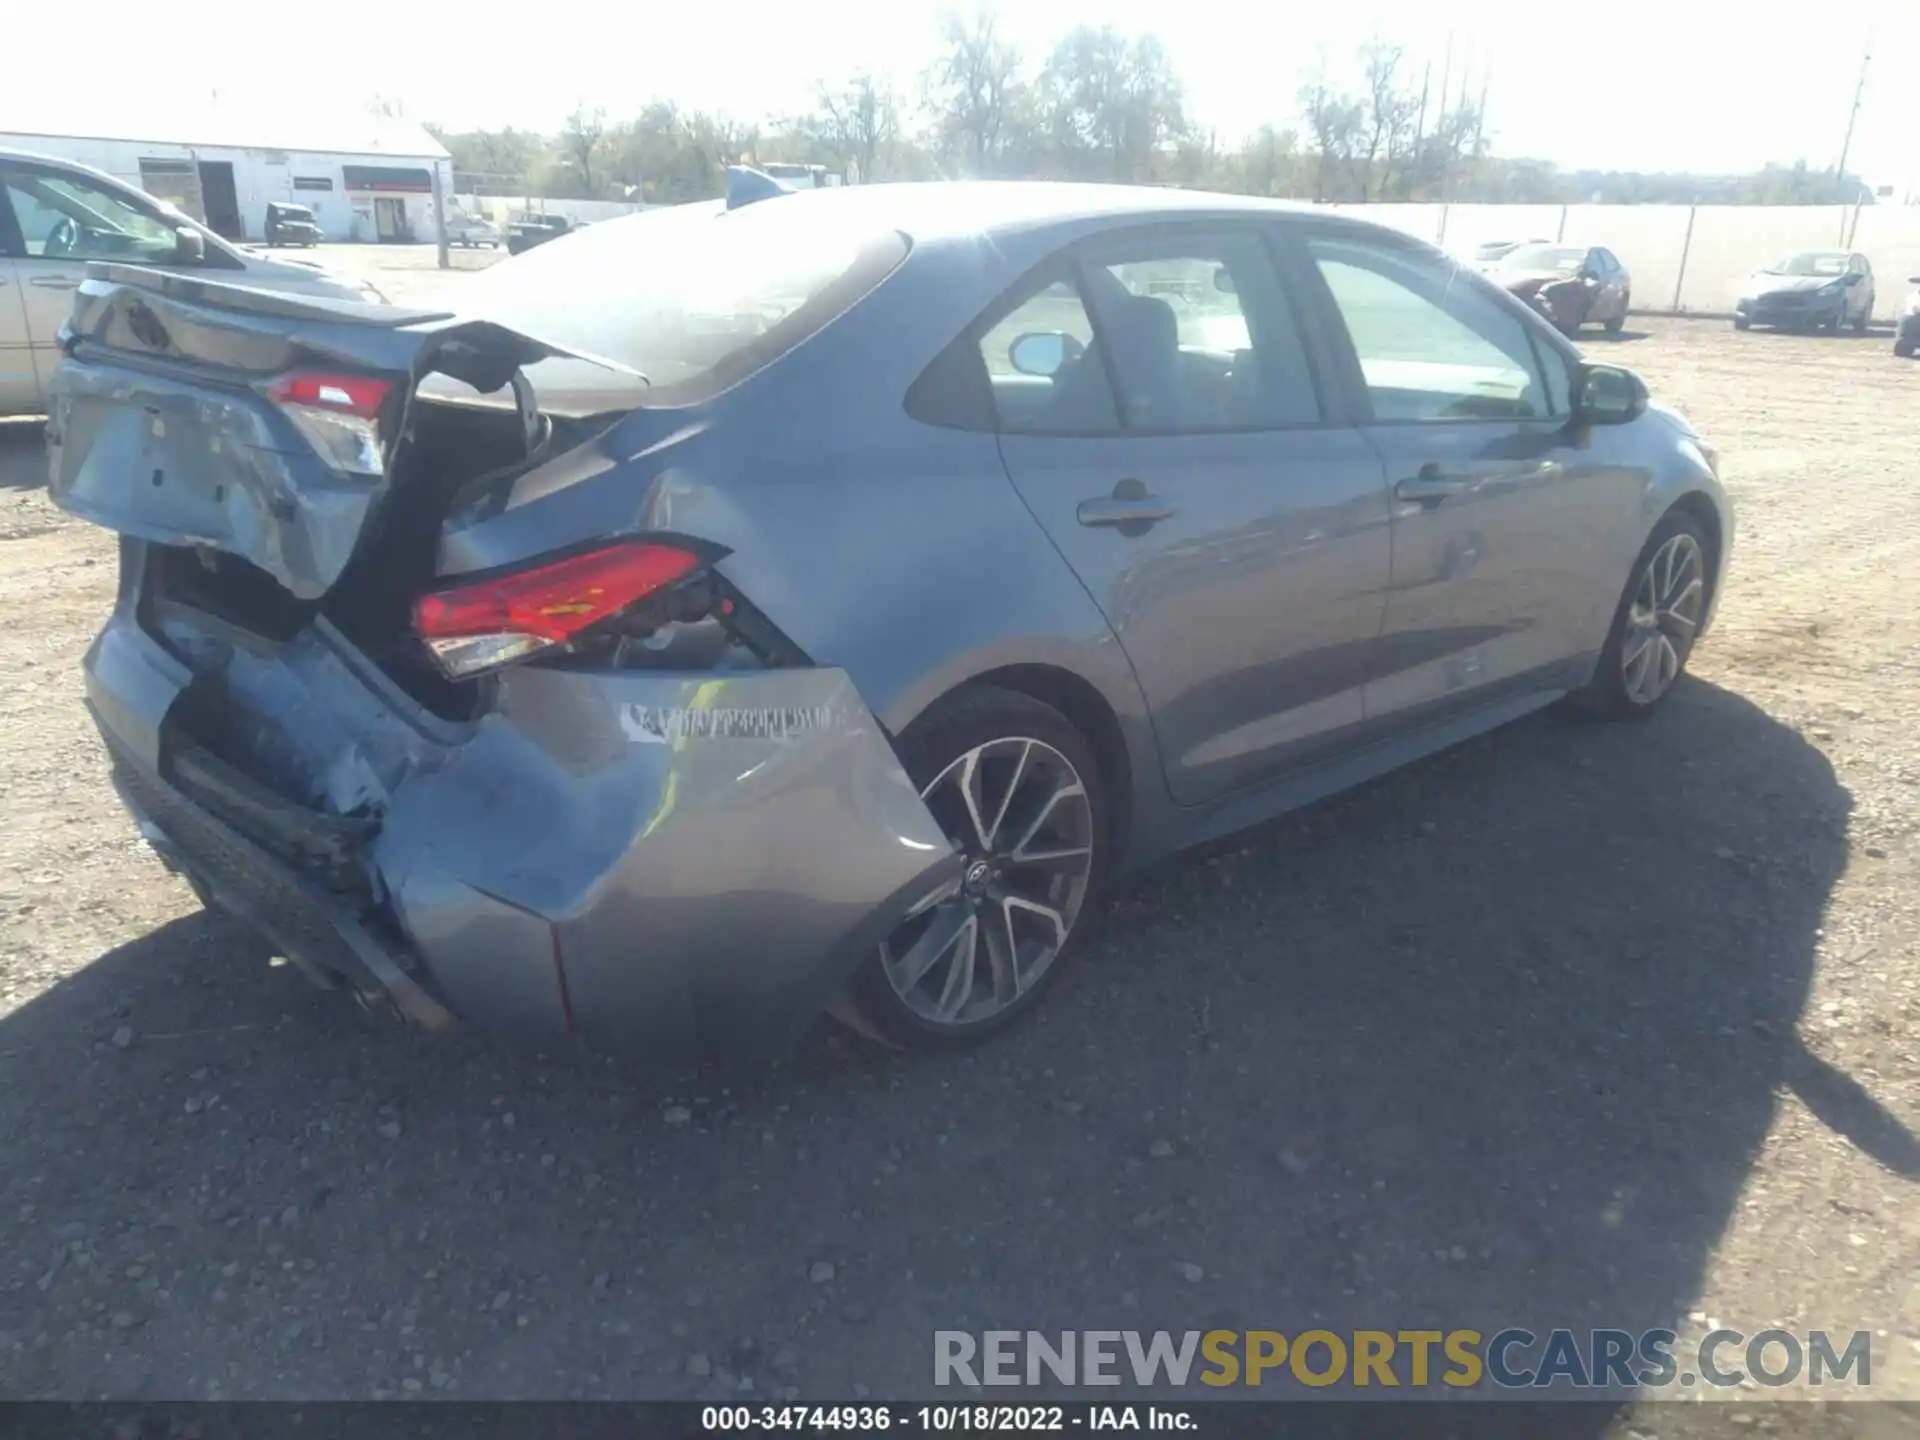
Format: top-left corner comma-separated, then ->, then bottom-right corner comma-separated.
0,97 -> 451,245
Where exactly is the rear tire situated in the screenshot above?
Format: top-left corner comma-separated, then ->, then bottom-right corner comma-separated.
840,686 -> 1110,1051
1732,315 -> 1750,331
1897,338 -> 1917,359
1568,511 -> 1712,721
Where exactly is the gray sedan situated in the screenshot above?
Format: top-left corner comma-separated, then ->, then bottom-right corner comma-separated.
1733,250 -> 1875,332
49,180 -> 1731,1060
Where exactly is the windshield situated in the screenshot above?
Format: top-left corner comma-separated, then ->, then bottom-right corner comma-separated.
1502,245 -> 1586,274
1474,241 -> 1517,260
1764,252 -> 1848,276
761,164 -> 823,189
445,198 -> 909,409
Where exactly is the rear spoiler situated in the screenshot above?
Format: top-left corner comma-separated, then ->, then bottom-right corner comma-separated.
725,165 -> 794,211
82,261 -> 451,328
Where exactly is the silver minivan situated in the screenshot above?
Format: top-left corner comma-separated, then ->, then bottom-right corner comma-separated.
1,147 -> 387,417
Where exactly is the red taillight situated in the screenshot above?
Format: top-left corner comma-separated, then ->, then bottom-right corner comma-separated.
268,371 -> 392,417
267,370 -> 396,477
414,541 -> 702,678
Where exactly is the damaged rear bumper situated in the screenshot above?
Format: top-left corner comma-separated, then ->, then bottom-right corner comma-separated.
84,599 -> 959,1063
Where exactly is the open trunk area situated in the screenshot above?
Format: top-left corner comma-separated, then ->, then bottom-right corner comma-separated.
140,399 -> 611,725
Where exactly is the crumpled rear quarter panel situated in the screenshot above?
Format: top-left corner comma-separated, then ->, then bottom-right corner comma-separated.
369,665 -> 959,1061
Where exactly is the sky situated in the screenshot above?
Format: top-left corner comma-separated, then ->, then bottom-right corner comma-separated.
11,0 -> 1920,195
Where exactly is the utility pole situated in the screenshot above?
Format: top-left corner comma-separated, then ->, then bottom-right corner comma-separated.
1473,66 -> 1490,169
1413,62 -> 1431,159
1835,36 -> 1870,204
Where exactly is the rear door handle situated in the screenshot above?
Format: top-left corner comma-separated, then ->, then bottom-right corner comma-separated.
1394,464 -> 1472,508
29,277 -> 78,291
1082,487 -> 1167,526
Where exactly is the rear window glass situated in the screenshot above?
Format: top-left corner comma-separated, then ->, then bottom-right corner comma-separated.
443,198 -> 909,411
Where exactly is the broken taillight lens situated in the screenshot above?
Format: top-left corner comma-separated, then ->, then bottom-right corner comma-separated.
413,541 -> 703,679
267,370 -> 394,477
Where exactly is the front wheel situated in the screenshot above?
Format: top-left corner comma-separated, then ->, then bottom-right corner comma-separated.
1569,512 -> 1711,720
1852,307 -> 1870,334
1604,292 -> 1629,334
1732,315 -> 1750,331
1897,337 -> 1917,359
840,687 -> 1109,1050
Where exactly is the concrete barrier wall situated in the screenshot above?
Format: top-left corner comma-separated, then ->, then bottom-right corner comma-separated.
1330,201 -> 1920,321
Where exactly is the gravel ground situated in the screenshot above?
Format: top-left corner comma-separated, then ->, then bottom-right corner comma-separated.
0,303 -> 1917,1433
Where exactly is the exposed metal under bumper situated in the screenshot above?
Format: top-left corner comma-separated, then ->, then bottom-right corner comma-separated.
103,726 -> 454,1030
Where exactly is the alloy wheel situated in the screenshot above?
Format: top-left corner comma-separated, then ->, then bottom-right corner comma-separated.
881,738 -> 1095,1027
1621,532 -> 1705,705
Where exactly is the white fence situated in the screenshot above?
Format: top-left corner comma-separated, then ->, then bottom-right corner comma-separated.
452,194 -> 646,227
1327,202 -> 1920,321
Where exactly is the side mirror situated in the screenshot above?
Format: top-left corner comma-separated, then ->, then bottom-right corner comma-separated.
1572,362 -> 1648,426
172,228 -> 205,264
1213,265 -> 1237,295
1008,331 -> 1080,378
1908,275 -> 1920,286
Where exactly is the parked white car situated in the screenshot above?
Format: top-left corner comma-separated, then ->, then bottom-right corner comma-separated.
446,211 -> 500,248
1,147 -> 386,418
1463,238 -> 1553,275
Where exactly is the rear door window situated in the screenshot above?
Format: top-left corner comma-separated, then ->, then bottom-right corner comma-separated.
1080,230 -> 1322,431
977,276 -> 1117,435
971,230 -> 1323,437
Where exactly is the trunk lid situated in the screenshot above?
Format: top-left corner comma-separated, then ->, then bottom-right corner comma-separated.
47,261 -> 624,600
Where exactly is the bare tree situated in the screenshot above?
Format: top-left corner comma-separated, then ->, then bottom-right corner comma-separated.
561,105 -> 608,197
812,75 -> 902,183
1298,63 -> 1364,202
1356,40 -> 1420,200
1237,123 -> 1301,197
1039,26 -> 1185,182
926,6 -> 1026,175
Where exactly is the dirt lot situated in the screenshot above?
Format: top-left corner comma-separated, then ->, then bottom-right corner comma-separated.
0,306 -> 1917,1430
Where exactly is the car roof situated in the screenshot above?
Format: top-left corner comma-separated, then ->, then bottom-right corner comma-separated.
723,180 -> 1320,244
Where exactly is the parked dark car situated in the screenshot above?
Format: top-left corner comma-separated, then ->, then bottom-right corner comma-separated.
46,182 -> 1730,1063
1734,251 -> 1875,333
263,202 -> 321,247
1897,275 -> 1920,358
1496,244 -> 1632,334
506,214 -> 572,255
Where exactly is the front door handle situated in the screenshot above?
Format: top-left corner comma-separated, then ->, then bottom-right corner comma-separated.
29,276 -> 79,291
1078,477 -> 1175,529
1394,464 -> 1471,508
1078,496 -> 1175,527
